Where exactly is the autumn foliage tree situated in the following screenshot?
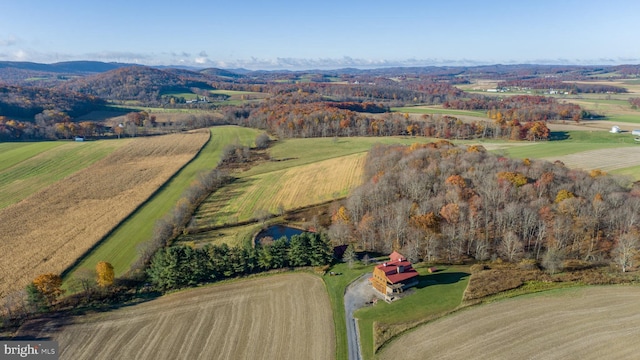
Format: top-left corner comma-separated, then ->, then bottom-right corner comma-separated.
338,142 -> 639,266
28,273 -> 64,309
96,261 -> 115,287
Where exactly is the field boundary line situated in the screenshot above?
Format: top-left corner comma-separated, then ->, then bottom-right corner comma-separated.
61,130 -> 212,280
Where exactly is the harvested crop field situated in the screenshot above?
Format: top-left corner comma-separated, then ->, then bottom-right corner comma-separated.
28,273 -> 334,360
379,286 -> 640,360
0,131 -> 209,301
0,140 -> 128,209
542,146 -> 640,173
197,153 -> 365,225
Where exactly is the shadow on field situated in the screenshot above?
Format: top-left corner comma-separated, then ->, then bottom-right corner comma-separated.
415,272 -> 469,289
549,131 -> 569,141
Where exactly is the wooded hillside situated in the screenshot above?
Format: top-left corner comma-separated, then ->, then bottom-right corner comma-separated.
336,142 -> 638,269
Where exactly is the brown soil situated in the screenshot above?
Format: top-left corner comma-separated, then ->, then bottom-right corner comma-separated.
0,131 -> 209,302
25,273 -> 334,360
380,286 -> 640,360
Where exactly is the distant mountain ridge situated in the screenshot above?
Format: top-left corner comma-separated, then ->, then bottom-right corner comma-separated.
0,60 -> 133,74
55,66 -> 216,102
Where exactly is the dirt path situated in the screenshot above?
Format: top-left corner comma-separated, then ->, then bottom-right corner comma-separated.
379,286 -> 640,360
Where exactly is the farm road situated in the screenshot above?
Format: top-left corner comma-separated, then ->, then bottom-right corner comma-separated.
344,273 -> 377,360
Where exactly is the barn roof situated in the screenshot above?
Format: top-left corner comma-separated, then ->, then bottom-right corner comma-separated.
375,253 -> 419,284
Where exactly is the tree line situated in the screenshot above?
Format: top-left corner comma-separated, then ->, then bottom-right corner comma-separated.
146,232 -> 334,291
444,95 -> 587,122
497,79 -> 627,94
333,142 -> 639,272
222,92 -> 550,141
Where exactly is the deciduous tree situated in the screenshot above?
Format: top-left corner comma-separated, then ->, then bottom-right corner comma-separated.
31,273 -> 64,307
96,261 -> 115,287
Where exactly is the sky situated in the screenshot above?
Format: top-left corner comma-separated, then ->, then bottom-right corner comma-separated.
1,0 -> 639,70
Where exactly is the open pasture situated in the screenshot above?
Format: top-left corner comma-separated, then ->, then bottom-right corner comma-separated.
500,130 -> 636,157
500,130 -> 640,179
0,140 -> 128,209
195,153 -> 365,226
392,106 -> 487,118
542,146 -> 640,177
0,131 -> 209,300
33,274 -> 334,360
188,136 -> 445,242
379,286 -> 640,360
68,126 -> 260,279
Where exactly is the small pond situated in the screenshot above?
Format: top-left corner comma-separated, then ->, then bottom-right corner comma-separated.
255,225 -> 306,246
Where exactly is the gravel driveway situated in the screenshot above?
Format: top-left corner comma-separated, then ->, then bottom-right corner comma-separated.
344,272 -> 378,360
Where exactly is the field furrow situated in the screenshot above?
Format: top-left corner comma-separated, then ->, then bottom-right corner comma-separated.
380,286 -> 640,360
542,146 -> 640,172
198,153 -> 365,226
0,140 -> 128,209
0,131 -> 209,300
29,273 -> 334,360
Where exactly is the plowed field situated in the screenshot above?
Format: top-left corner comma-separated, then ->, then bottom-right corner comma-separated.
31,273 -> 334,360
380,286 -> 640,360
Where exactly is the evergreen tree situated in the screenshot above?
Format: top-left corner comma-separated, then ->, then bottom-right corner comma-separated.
309,233 -> 334,266
270,237 -> 290,269
289,233 -> 311,267
342,244 -> 357,268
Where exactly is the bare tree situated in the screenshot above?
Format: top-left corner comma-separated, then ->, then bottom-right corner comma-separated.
613,233 -> 639,272
328,221 -> 351,245
255,133 -> 270,149
542,246 -> 565,275
499,231 -> 524,262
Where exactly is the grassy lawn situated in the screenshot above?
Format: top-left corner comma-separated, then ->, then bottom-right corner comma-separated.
0,141 -> 63,172
322,262 -> 372,360
499,130 -> 635,158
610,165 -> 640,179
355,265 -> 470,359
392,106 -> 487,117
209,89 -> 266,97
65,126 -> 262,279
603,114 -> 640,124
0,140 -> 127,209
105,104 -> 209,113
160,91 -> 199,100
176,221 -> 265,248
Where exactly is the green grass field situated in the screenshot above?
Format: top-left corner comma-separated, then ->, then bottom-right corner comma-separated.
192,136 -> 441,231
177,222 -> 265,248
65,126 -> 262,280
603,114 -> 640,123
160,91 -> 200,100
356,265 -> 470,358
209,89 -> 266,97
392,106 -> 487,117
0,140 -> 127,209
499,130 -> 636,159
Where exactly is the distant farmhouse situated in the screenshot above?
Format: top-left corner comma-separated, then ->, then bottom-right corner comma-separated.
370,251 -> 419,300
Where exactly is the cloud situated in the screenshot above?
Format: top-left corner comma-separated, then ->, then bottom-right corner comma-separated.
0,35 -> 18,47
210,56 -> 497,70
0,49 -> 637,70
83,51 -> 154,63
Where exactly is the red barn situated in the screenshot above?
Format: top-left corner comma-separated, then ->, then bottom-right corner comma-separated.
370,251 -> 419,297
